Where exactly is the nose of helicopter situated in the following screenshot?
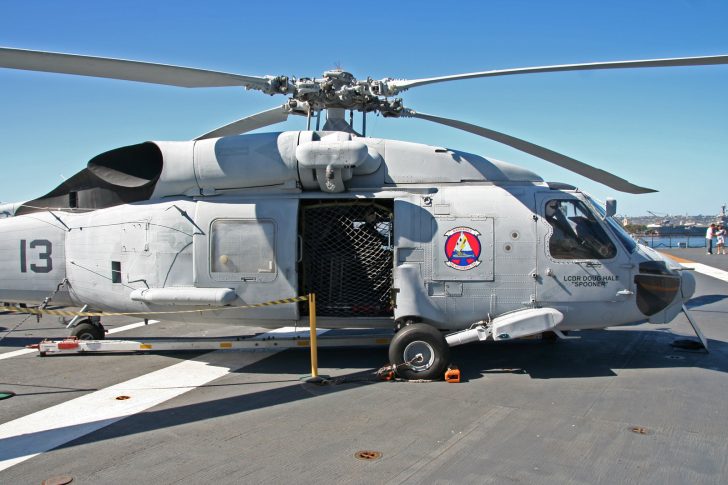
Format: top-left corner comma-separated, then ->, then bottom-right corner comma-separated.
635,259 -> 694,321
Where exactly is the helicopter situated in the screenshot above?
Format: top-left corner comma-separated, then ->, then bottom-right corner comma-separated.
0,47 -> 724,379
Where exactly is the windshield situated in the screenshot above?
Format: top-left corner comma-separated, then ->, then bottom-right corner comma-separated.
544,198 -> 617,259
584,194 -> 637,253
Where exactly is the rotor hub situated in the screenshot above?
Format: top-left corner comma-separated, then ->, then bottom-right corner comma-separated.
269,70 -> 403,117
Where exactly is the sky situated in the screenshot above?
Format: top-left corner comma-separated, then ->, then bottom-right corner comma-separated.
0,0 -> 726,217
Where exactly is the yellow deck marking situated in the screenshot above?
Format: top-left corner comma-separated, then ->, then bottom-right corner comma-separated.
658,251 -> 728,283
658,252 -> 694,264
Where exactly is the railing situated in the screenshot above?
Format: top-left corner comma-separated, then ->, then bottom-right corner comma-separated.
632,233 -> 705,249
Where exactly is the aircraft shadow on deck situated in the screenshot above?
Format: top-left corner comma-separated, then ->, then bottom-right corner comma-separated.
0,327 -> 725,464
455,330 -> 724,379
686,294 -> 728,311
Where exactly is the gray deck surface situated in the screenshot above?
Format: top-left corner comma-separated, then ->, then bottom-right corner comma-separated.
0,247 -> 726,484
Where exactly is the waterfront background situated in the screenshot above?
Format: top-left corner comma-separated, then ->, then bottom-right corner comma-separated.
634,234 -> 707,249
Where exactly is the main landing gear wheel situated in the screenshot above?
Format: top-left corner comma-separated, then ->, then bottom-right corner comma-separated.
388,323 -> 450,380
70,320 -> 105,340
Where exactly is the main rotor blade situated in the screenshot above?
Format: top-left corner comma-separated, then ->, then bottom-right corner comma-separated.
405,110 -> 657,194
195,105 -> 291,140
389,54 -> 728,93
0,47 -> 272,90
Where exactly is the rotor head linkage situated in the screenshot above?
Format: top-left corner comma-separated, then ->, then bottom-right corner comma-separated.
275,69 -> 404,116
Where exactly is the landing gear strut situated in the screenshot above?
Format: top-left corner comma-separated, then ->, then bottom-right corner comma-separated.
388,323 -> 450,380
70,317 -> 105,340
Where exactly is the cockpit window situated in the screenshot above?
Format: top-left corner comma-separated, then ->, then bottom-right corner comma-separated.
544,199 -> 617,259
605,217 -> 637,253
583,194 -> 637,253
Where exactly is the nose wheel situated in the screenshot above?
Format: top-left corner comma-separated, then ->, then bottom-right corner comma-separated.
389,323 -> 450,380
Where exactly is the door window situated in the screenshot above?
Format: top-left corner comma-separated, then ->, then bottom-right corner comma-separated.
210,219 -> 276,281
544,199 -> 617,260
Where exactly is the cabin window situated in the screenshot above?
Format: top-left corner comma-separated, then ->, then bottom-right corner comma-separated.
111,261 -> 122,283
210,219 -> 276,279
544,199 -> 617,260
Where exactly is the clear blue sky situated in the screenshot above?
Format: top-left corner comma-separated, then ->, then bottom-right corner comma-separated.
1,0 -> 726,217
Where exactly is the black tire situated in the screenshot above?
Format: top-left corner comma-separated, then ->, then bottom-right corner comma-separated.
388,323 -> 450,380
70,321 -> 105,340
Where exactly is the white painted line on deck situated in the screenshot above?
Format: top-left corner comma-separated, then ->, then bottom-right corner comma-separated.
259,326 -> 330,338
0,320 -> 159,361
0,327 -> 328,472
106,319 -> 159,335
0,351 -> 263,471
0,348 -> 37,361
681,263 -> 728,283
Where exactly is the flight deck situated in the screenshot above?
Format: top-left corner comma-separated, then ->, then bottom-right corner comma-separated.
0,247 -> 726,484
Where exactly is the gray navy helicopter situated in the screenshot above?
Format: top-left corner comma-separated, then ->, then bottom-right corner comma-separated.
0,47 -> 725,378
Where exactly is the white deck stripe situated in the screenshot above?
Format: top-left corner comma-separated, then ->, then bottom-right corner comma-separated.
0,327 -> 327,472
0,351 -> 262,471
681,263 -> 728,283
0,320 -> 159,361
0,348 -> 36,360
106,319 -> 159,335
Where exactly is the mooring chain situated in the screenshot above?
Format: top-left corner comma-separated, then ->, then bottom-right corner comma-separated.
375,353 -> 424,376
306,354 -> 427,386
0,278 -> 68,345
0,313 -> 34,346
38,278 -> 68,314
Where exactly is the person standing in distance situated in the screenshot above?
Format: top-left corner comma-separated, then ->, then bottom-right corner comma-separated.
717,225 -> 726,255
706,223 -> 717,254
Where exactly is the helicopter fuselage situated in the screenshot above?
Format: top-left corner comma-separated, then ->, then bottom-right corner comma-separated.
0,131 -> 694,332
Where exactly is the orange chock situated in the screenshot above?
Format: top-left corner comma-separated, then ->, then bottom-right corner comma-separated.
444,365 -> 460,383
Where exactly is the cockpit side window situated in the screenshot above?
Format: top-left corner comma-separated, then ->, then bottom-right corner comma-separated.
544,199 -> 617,260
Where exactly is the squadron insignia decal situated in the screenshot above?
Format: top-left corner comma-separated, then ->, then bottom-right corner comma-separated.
444,227 -> 482,270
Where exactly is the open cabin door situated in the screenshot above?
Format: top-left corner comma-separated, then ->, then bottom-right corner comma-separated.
299,200 -> 394,318
193,199 -> 299,320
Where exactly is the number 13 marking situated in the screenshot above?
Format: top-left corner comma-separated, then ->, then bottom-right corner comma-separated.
20,239 -> 53,273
